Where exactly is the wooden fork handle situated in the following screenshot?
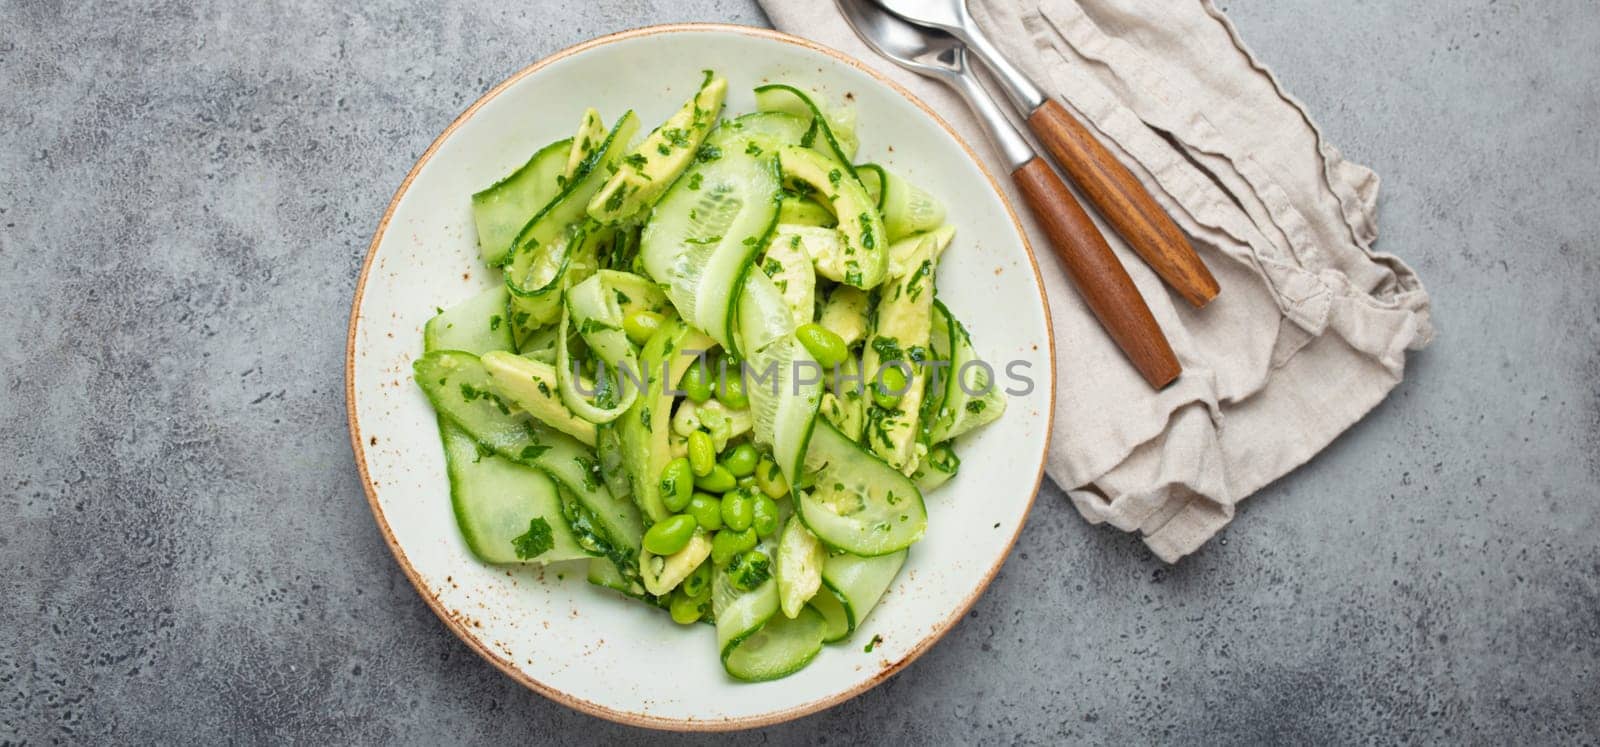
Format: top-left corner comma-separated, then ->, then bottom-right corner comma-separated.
1027,99 -> 1220,309
1012,157 -> 1181,389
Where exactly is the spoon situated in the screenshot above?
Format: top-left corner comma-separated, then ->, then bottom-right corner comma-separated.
837,0 -> 1181,388
866,0 -> 1219,309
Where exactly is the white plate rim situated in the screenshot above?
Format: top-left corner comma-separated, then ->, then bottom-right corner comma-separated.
344,22 -> 1056,731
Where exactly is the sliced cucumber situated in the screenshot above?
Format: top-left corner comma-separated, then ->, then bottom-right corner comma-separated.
795,419 -> 927,556
807,590 -> 851,643
425,284 -> 514,355
738,271 -> 823,483
413,351 -> 642,557
587,556 -> 655,603
504,113 -> 640,325
505,226 -> 579,329
511,112 -> 639,260
718,111 -> 810,151
513,317 -> 560,362
777,146 -> 887,290
854,163 -> 889,212
754,84 -> 858,166
639,123 -> 782,353
471,138 -> 571,267
911,441 -> 959,492
594,422 -> 632,503
714,551 -> 779,657
856,163 -> 946,242
426,294 -> 587,566
603,270 -> 672,319
442,425 -> 591,564
722,605 -> 827,682
554,271 -> 645,424
926,301 -> 1006,444
819,549 -> 907,638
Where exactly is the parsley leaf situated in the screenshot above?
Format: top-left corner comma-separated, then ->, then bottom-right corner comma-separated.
512,517 -> 555,560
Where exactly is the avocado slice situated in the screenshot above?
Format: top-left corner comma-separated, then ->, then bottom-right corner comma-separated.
776,517 -> 826,619
587,74 -> 728,224
776,145 -> 888,290
761,229 -> 817,326
641,531 -> 712,596
480,351 -> 597,447
861,227 -> 955,472
817,285 -> 870,349
777,195 -> 836,227
563,107 -> 607,181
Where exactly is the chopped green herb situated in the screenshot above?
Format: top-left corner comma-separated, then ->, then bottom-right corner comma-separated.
512,517 -> 555,560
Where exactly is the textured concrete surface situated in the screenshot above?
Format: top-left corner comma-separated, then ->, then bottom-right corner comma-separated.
2,0 -> 1597,742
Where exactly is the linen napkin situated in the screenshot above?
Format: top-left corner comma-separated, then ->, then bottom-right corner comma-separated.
756,0 -> 1433,561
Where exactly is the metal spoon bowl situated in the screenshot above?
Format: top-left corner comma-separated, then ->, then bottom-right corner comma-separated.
863,0 -> 1220,307
865,0 -> 1045,112
834,0 -> 1033,169
836,0 -> 1185,388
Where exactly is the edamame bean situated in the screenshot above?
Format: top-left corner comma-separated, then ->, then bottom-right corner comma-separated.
711,527 -> 758,564
682,561 -> 712,599
796,323 -> 848,368
669,590 -> 706,624
710,528 -> 741,564
659,457 -> 694,512
695,464 -> 737,493
754,458 -> 789,498
873,364 -> 908,410
721,443 -> 759,477
643,518 -> 700,559
687,431 -> 716,477
752,494 -> 780,537
681,361 -> 713,403
721,489 -> 754,532
643,514 -> 697,556
687,492 -> 722,531
729,528 -> 758,554
727,550 -> 772,592
622,310 -> 665,345
717,365 -> 749,409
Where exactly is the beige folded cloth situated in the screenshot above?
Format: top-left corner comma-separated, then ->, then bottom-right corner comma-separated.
756,0 -> 1433,561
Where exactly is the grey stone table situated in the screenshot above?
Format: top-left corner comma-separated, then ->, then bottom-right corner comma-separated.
3,0 -> 1596,742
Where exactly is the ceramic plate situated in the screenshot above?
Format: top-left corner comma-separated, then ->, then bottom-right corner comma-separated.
346,23 -> 1054,730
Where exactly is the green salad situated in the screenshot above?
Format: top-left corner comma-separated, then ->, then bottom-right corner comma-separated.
414,71 -> 1006,681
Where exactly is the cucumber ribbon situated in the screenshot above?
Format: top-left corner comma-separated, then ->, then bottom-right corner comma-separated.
556,270 -> 652,424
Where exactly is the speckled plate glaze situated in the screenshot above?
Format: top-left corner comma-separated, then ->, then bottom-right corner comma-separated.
346,24 -> 1054,731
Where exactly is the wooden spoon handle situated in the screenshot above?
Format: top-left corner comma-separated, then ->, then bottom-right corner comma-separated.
1012,157 -> 1181,389
1027,99 -> 1220,309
